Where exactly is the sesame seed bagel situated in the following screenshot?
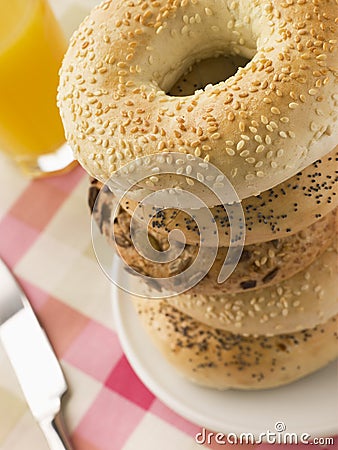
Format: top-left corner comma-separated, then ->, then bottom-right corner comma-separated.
133,299 -> 338,390
89,179 -> 336,295
168,244 -> 338,336
122,147 -> 338,246
58,0 -> 338,201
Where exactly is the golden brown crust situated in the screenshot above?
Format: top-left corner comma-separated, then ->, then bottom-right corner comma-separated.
89,178 -> 336,296
133,300 -> 338,390
58,0 -> 338,199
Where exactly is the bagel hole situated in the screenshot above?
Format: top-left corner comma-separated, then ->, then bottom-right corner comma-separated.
168,54 -> 250,97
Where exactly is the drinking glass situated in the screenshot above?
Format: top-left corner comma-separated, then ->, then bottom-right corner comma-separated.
0,0 -> 76,177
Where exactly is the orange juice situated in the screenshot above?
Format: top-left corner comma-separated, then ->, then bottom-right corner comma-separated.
0,0 -> 68,167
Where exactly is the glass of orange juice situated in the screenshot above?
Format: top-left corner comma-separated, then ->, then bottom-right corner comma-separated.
0,0 -> 77,177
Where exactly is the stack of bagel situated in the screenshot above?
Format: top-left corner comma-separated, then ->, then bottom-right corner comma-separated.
89,173 -> 338,390
58,0 -> 338,390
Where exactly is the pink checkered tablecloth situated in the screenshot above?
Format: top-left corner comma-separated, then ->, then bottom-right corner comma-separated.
0,155 -> 207,450
0,1 -> 337,449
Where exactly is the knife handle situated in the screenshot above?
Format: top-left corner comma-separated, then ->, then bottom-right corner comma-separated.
40,412 -> 73,450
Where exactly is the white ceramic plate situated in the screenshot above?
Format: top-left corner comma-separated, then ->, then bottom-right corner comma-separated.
111,262 -> 338,438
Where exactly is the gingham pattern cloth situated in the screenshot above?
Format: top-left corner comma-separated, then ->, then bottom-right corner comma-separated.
0,154 -> 205,450
0,2 -> 336,449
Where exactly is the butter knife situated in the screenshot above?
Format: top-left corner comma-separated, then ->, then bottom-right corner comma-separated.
0,258 -> 72,450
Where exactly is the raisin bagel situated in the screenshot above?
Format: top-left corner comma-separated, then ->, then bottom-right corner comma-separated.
89,179 -> 336,296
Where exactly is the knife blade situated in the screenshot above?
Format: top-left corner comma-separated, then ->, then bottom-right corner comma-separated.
0,258 -> 72,450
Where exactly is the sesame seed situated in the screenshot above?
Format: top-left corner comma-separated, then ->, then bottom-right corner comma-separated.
211,132 -> 221,140
240,150 -> 250,157
239,122 -> 246,132
241,134 -> 250,141
181,25 -> 188,34
237,140 -> 245,151
280,117 -> 289,123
